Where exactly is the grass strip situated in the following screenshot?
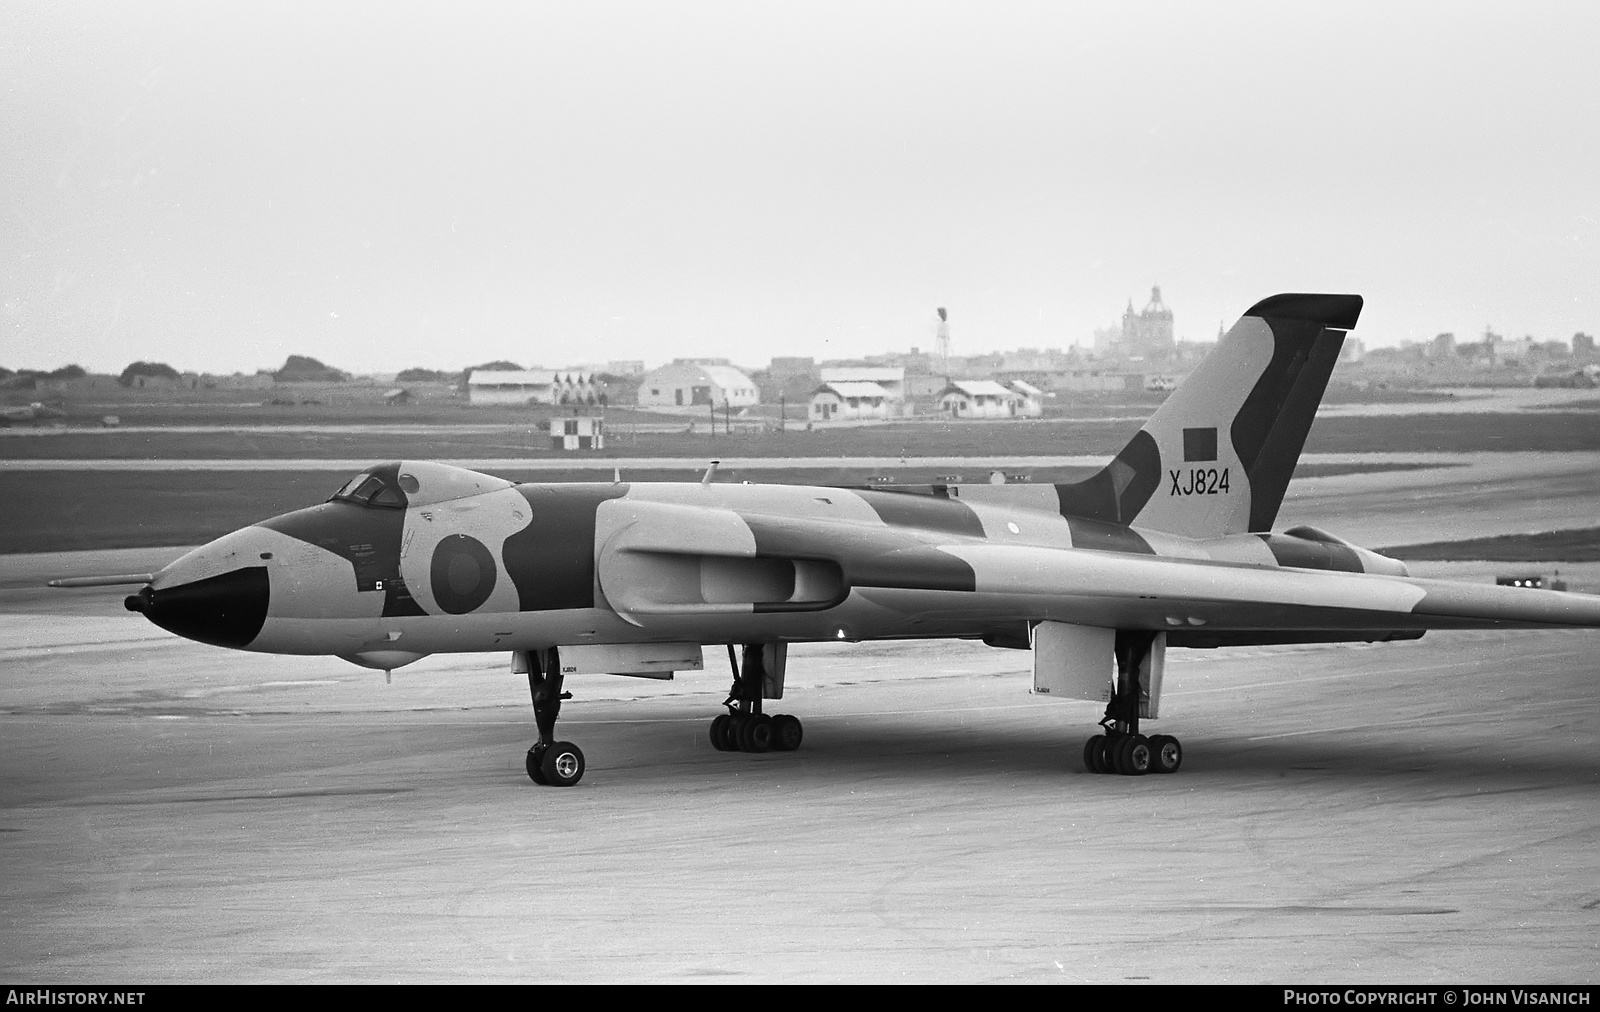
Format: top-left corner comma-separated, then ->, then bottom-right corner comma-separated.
1379,528 -> 1600,562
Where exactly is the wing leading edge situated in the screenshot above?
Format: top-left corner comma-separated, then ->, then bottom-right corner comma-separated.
941,543 -> 1600,633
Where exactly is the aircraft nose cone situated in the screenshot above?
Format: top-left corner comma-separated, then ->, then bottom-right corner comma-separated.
135,566 -> 270,649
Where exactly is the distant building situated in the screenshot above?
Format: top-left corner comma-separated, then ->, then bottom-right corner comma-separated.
602,360 -> 645,377
809,381 -> 894,422
999,349 -> 1066,373
904,374 -> 948,399
1092,323 -> 1123,353
1049,371 -> 1137,393
819,366 -> 906,408
938,380 -> 1022,418
1118,286 -> 1176,359
468,369 -> 596,406
1005,379 -> 1045,417
1491,335 -> 1536,364
636,362 -> 759,408
769,356 -> 818,379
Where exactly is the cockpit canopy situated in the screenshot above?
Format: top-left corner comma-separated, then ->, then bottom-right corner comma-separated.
329,461 -> 515,510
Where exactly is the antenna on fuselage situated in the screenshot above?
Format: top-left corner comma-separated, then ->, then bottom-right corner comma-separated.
701,459 -> 721,486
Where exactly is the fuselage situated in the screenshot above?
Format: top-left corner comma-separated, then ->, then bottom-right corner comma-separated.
127,460 -> 1419,667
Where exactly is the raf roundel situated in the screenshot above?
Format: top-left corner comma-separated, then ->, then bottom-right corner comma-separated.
430,534 -> 498,614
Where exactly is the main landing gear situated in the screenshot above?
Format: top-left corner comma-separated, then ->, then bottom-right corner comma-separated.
522,647 -> 586,787
709,644 -> 803,755
1083,630 -> 1183,777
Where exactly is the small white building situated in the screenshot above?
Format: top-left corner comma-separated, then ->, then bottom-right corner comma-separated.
468,369 -> 597,406
938,380 -> 1022,418
1005,379 -> 1045,417
819,366 -> 905,403
550,416 -> 604,450
637,362 -> 759,408
809,381 -> 894,422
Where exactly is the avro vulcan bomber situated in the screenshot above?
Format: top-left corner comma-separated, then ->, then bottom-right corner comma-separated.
58,295 -> 1600,786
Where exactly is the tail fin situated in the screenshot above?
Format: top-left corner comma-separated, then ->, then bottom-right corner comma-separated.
1055,293 -> 1362,539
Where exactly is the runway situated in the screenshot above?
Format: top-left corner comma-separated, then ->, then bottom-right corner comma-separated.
2,583 -> 1596,983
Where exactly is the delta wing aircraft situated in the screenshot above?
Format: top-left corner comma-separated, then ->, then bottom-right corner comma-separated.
54,294 -> 1600,786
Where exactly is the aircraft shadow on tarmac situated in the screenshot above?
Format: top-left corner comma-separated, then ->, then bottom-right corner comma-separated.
515,715 -> 1600,791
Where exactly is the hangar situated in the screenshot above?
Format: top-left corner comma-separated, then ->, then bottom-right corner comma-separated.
637,362 -> 759,408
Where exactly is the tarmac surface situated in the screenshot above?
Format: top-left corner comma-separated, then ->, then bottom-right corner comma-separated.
2,453 -> 1597,983
1,600 -> 1596,984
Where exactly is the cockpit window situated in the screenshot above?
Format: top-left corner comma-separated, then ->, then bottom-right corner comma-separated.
369,484 -> 404,507
328,460 -> 514,509
329,464 -> 408,509
334,475 -> 367,499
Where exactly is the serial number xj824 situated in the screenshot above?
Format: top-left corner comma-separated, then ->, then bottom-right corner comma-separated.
54,294 -> 1600,787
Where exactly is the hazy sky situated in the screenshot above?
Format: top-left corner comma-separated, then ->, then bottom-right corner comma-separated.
4,1 -> 1597,375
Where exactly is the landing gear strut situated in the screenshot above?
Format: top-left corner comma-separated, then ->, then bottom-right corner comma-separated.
1083,630 -> 1182,776
522,647 -> 586,787
710,644 -> 803,754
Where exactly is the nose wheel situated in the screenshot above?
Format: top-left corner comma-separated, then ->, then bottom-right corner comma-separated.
521,647 -> 585,787
527,740 -> 586,786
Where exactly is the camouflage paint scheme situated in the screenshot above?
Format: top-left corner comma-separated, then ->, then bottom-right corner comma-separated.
124,294 -> 1600,668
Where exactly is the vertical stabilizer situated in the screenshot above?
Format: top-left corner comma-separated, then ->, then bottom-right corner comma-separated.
1055,293 -> 1361,539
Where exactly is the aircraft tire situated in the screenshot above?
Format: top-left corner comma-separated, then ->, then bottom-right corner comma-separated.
738,714 -> 773,753
1083,735 -> 1107,774
724,715 -> 747,751
540,741 -> 586,787
526,746 -> 548,785
1093,735 -> 1115,774
710,714 -> 732,752
1113,735 -> 1152,776
770,714 -> 803,752
1148,734 -> 1182,774
1110,736 -> 1131,774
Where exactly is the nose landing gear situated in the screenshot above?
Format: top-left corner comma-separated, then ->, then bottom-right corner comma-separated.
521,647 -> 585,787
